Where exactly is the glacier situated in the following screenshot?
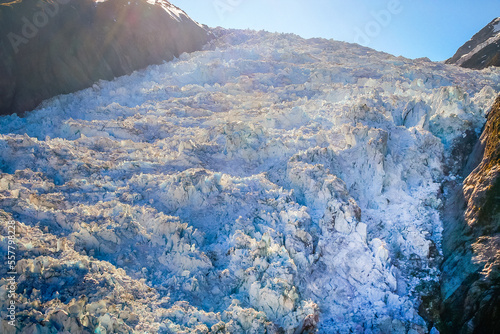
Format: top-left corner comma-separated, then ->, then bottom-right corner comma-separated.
1,28 -> 500,333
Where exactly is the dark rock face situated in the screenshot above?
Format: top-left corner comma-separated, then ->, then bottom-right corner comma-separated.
440,95 -> 500,333
0,0 -> 210,116
446,17 -> 500,70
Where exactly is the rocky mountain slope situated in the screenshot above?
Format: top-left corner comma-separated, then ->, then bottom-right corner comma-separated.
0,0 -> 210,116
1,28 -> 499,333
446,17 -> 500,70
439,18 -> 500,333
440,94 -> 500,333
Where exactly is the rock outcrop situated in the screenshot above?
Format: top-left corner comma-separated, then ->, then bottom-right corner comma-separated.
440,94 -> 500,333
446,17 -> 500,70
0,0 -> 210,116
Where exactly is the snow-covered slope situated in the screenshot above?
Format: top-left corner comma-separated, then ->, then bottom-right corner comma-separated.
1,29 -> 499,333
447,17 -> 500,69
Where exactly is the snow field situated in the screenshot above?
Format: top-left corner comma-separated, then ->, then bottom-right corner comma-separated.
1,28 -> 499,333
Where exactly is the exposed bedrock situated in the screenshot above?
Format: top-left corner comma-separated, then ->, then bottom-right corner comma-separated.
0,0 -> 210,116
445,17 -> 500,70
440,94 -> 500,333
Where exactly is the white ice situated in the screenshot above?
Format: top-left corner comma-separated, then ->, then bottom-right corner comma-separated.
0,28 -> 499,333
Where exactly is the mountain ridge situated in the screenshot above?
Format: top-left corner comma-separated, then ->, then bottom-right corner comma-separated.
446,17 -> 500,69
0,0 -> 210,116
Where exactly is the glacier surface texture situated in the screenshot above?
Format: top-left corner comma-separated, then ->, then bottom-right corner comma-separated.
1,29 -> 500,333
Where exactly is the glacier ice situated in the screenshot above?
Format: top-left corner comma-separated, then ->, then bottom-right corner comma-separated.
1,28 -> 500,333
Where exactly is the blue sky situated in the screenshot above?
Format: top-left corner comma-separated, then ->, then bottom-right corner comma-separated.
173,0 -> 500,61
